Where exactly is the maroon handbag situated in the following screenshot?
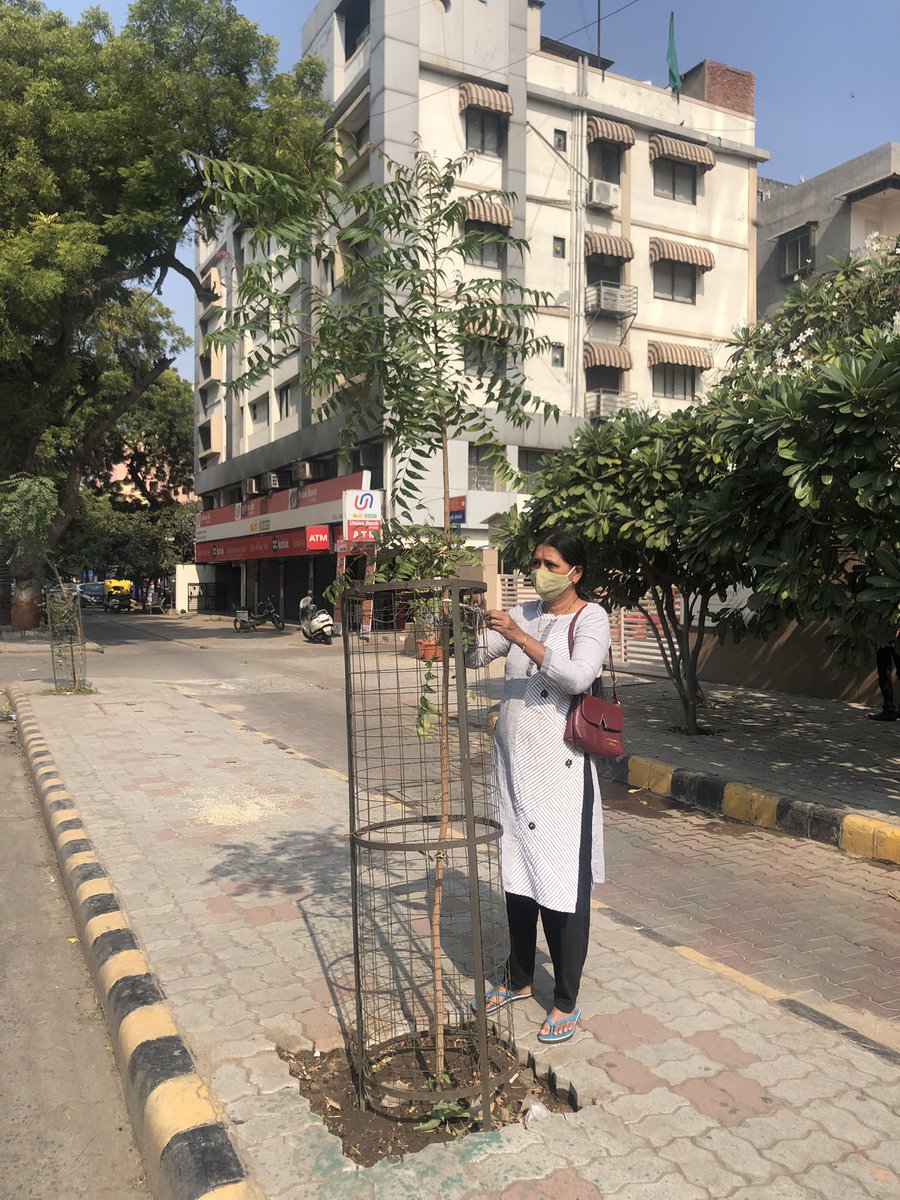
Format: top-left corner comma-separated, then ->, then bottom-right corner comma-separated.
563,607 -> 624,758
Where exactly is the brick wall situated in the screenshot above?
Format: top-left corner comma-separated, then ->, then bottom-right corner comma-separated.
682,60 -> 755,116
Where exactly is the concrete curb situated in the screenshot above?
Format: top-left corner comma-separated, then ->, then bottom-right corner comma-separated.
598,751 -> 900,866
5,684 -> 263,1200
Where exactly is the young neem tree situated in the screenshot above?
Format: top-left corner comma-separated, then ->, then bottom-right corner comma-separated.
203,147 -> 553,1077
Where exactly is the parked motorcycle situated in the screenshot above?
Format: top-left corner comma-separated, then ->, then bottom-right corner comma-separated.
299,594 -> 334,645
233,596 -> 286,632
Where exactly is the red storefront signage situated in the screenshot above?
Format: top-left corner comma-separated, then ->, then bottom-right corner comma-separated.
305,525 -> 331,551
196,530 -> 310,564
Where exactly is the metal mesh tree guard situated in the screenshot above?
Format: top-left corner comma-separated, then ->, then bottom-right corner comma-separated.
46,591 -> 86,691
341,579 -> 515,1127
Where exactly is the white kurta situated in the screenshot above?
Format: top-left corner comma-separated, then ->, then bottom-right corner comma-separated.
470,601 -> 611,913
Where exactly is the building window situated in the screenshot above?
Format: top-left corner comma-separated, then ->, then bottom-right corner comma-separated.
340,0 -> 369,59
277,385 -> 291,420
653,159 -> 697,204
588,140 -> 621,185
466,108 -> 504,155
652,364 -> 697,401
553,236 -> 566,259
653,261 -> 697,304
781,227 -> 814,278
553,128 -> 567,152
468,443 -> 501,491
249,398 -> 269,424
519,448 -> 545,489
464,221 -> 503,269
464,339 -> 506,378
586,365 -> 623,394
550,344 -> 565,368
586,253 -> 623,286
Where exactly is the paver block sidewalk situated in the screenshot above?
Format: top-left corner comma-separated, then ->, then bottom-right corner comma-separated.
614,675 -> 900,822
20,681 -> 900,1199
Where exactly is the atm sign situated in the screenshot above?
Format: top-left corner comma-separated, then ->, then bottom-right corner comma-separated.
306,525 -> 331,552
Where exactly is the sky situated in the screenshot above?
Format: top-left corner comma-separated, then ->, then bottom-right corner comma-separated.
56,0 -> 898,376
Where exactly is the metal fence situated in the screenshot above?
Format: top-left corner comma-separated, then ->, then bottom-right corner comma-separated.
187,582 -> 228,612
341,579 -> 515,1126
46,591 -> 86,690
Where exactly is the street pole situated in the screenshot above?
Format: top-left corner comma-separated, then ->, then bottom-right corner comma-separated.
596,0 -> 602,63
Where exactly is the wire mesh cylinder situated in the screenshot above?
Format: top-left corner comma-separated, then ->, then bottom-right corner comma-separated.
341,579 -> 515,1121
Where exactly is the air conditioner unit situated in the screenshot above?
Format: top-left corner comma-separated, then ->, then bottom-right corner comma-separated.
586,179 -> 620,210
261,472 -> 281,492
292,460 -> 315,482
242,478 -> 259,496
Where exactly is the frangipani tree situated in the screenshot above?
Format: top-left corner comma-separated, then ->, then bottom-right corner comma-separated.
495,406 -> 750,735
707,240 -> 900,660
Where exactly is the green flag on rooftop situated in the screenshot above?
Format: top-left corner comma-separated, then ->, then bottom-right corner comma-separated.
667,11 -> 682,93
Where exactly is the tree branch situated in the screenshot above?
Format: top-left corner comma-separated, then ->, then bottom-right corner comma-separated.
47,356 -> 173,548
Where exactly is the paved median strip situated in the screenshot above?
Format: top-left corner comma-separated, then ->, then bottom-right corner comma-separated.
6,684 -> 263,1200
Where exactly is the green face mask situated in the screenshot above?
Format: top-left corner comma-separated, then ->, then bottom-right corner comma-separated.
532,566 -> 576,602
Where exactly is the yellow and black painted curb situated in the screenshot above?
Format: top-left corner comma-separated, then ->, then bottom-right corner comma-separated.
598,752 -> 900,866
6,684 -> 263,1200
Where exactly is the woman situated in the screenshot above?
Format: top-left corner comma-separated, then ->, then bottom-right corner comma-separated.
470,530 -> 610,1044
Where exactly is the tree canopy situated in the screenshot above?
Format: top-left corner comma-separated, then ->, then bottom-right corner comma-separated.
0,0 -> 328,623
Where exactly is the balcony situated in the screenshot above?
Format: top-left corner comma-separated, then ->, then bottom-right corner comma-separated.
197,417 -> 222,462
197,346 -> 223,387
584,282 -> 638,319
585,391 -> 638,422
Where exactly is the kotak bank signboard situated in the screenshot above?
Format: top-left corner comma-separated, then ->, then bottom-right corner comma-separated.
343,489 -> 383,542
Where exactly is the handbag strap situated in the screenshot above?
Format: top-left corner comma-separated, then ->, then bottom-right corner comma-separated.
567,604 -> 619,704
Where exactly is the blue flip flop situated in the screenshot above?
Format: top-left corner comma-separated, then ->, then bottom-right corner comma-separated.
537,1009 -> 581,1044
470,986 -> 531,1014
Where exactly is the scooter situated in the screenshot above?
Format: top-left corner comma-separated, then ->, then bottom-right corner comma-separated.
299,594 -> 334,645
233,596 -> 286,632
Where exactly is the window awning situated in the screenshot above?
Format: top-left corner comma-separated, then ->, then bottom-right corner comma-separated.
648,341 -> 713,369
586,116 -> 635,147
465,195 -> 513,228
649,134 -> 716,170
649,237 -> 716,272
583,341 -> 633,370
459,83 -> 513,116
584,231 -> 634,260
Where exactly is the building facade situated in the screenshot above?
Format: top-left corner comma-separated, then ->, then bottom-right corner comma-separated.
757,142 -> 900,314
193,0 -> 767,604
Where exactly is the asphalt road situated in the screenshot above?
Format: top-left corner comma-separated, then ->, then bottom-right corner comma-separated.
0,710 -> 150,1200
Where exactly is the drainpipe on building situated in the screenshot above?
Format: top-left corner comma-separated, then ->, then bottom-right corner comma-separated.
569,55 -> 589,420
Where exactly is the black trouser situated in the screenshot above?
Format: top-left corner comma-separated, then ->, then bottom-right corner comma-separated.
505,757 -> 594,1014
876,644 -> 900,713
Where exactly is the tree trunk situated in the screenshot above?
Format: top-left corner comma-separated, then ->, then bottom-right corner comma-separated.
11,566 -> 42,632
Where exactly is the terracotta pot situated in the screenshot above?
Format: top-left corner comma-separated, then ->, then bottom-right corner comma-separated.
416,638 -> 442,662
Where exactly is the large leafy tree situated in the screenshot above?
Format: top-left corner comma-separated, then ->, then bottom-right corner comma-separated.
0,0 -> 328,625
707,241 -> 900,660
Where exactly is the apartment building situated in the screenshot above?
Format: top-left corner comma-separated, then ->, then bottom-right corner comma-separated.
757,142 -> 900,314
193,0 -> 767,609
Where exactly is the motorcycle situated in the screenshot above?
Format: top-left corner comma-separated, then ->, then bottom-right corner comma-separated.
299,594 -> 334,645
233,596 -> 286,632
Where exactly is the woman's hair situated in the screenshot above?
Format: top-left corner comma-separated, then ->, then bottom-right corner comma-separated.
533,529 -> 589,594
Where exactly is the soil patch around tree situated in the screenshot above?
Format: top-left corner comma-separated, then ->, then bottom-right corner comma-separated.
278,1039 -> 573,1166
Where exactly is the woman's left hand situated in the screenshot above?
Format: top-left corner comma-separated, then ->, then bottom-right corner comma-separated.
485,609 -> 522,643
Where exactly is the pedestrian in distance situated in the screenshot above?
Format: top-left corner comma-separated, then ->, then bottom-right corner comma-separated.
468,530 -> 610,1044
867,628 -> 900,722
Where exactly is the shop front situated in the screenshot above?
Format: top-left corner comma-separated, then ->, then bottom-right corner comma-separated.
194,472 -> 375,618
